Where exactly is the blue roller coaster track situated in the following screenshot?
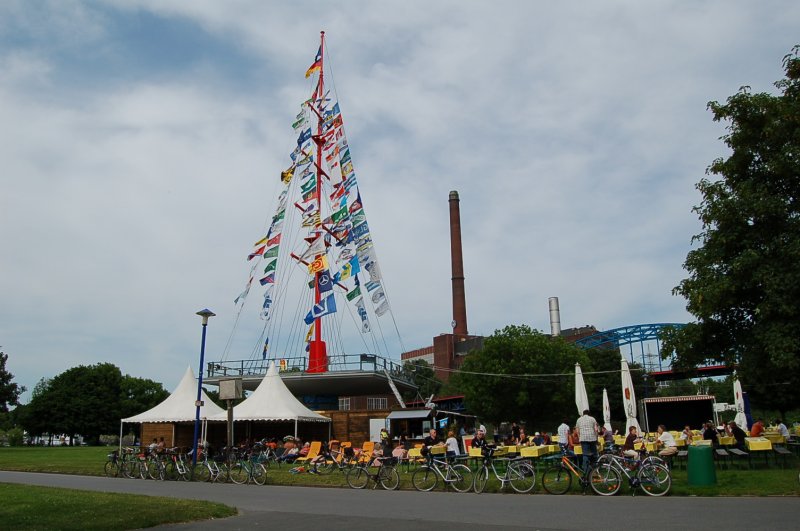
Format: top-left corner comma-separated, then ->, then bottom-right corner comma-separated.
573,323 -> 686,372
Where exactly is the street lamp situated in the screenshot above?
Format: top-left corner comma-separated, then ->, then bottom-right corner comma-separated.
192,308 -> 215,466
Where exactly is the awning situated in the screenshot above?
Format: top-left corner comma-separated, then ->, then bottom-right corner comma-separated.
640,395 -> 715,404
386,409 -> 433,420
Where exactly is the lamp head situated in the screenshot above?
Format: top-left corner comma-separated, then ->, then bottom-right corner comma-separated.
196,308 -> 216,325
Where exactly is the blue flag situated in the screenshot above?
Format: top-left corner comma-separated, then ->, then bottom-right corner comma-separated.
304,293 -> 337,325
318,269 -> 333,293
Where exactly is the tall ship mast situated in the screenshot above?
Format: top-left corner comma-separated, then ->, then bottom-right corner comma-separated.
210,32 -> 410,399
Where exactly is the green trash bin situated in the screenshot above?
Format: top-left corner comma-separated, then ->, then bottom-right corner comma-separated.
687,445 -> 716,486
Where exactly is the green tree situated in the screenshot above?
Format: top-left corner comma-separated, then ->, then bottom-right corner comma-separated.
401,359 -> 442,403
452,325 -> 591,428
663,46 -> 800,417
120,375 -> 169,419
0,350 -> 26,413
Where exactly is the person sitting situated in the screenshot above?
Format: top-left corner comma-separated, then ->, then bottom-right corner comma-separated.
750,418 -> 765,437
542,432 -> 552,445
371,442 -> 385,465
568,426 -> 580,455
298,442 -> 311,458
656,425 -> 678,458
532,432 -> 544,446
679,425 -> 693,443
517,427 -> 529,446
445,430 -> 460,457
391,442 -> 408,461
623,426 -> 642,458
775,419 -> 790,439
471,427 -> 491,455
728,421 -> 747,451
703,422 -> 719,446
280,437 -> 299,463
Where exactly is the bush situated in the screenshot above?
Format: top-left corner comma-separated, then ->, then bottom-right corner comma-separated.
7,428 -> 25,446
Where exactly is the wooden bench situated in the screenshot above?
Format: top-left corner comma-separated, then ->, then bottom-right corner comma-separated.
714,448 -> 730,469
773,446 -> 791,468
727,448 -> 750,468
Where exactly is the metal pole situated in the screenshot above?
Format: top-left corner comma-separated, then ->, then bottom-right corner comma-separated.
192,309 -> 214,466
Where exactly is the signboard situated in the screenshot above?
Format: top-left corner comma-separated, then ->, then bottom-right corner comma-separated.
219,378 -> 243,400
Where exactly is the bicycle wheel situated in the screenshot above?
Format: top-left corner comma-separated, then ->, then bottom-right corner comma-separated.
473,466 -> 489,493
164,461 -> 179,481
190,463 -> 209,482
508,461 -> 536,493
638,463 -> 671,496
228,463 -> 248,484
444,463 -> 472,493
104,461 -> 119,478
542,464 -> 572,495
147,460 -> 165,481
411,465 -> 438,492
251,463 -> 267,486
589,464 -> 622,496
316,460 -> 334,474
346,466 -> 370,489
379,467 -> 400,490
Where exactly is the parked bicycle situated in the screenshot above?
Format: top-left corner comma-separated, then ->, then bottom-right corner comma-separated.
163,447 -> 191,481
228,448 -> 267,485
315,444 -> 357,474
346,455 -> 400,490
411,451 -> 473,492
191,451 -> 225,483
597,452 -> 671,496
473,446 -> 536,493
541,451 -> 621,495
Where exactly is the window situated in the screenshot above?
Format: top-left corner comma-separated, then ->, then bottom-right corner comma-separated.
367,397 -> 387,410
338,397 -> 351,411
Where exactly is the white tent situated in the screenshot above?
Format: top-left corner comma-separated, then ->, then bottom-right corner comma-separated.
209,361 -> 330,437
621,357 -> 641,433
574,363 -> 590,415
123,365 -> 225,423
120,366 -> 225,450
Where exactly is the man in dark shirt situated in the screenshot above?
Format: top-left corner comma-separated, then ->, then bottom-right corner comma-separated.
703,422 -> 719,446
511,422 -> 521,443
422,428 -> 442,463
728,421 -> 747,451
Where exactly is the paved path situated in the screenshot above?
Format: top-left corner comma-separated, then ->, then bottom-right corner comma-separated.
2,471 -> 799,530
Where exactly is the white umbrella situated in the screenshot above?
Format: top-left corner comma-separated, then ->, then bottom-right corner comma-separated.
733,379 -> 748,429
575,363 -> 590,416
621,357 -> 641,433
602,388 -> 612,432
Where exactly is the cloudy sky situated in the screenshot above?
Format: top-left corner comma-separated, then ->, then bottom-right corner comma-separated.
1,1 -> 797,401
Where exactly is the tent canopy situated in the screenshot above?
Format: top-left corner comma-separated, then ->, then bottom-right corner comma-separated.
209,361 -> 330,423
122,366 -> 225,423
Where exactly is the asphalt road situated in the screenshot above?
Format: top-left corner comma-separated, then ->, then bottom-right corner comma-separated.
1,471 -> 798,530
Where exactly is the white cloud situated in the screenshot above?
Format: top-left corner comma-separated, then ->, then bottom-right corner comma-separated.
1,0 -> 798,399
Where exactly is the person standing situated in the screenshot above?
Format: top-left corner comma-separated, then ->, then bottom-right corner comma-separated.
511,422 -> 521,444
557,418 -> 571,453
575,410 -> 600,476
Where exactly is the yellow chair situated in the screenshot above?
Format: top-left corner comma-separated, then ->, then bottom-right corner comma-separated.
358,441 -> 375,463
294,441 -> 322,464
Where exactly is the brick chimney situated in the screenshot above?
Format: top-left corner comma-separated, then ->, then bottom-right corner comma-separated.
449,191 -> 468,336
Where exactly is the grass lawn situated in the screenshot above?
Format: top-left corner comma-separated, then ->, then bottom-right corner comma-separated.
0,483 -> 236,530
1,446 -> 799,496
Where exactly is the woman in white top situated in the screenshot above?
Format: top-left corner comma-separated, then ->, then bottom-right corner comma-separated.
445,430 -> 460,457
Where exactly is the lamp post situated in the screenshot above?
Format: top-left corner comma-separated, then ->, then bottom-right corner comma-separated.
192,308 -> 215,466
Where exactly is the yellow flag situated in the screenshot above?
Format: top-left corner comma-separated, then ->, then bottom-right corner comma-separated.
280,165 -> 295,184
308,255 -> 328,274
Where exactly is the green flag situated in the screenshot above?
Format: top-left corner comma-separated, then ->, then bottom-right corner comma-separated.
263,260 -> 277,274
331,205 -> 349,223
264,246 -> 279,259
346,285 -> 362,302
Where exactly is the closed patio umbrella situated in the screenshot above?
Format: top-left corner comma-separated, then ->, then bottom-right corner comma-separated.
621,357 -> 641,433
575,363 -> 590,415
733,379 -> 748,429
602,388 -> 612,432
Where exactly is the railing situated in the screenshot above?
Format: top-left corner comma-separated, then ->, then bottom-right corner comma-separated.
206,353 -> 414,385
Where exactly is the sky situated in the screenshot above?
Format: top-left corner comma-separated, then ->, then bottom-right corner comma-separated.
1,0 -> 797,402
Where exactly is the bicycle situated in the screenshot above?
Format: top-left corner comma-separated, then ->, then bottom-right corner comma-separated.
473,446 -> 536,493
411,449 -> 473,493
191,451 -> 225,483
163,447 -> 191,481
315,445 -> 357,474
346,456 -> 400,490
228,448 -> 268,485
541,451 -> 621,495
599,453 -> 671,496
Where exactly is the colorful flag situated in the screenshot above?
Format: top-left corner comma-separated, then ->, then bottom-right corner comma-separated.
234,276 -> 254,305
305,46 -> 322,78
308,255 -> 328,274
318,269 -> 333,293
280,165 -> 294,184
346,285 -> 361,302
304,293 -> 337,324
333,256 -> 361,283
300,235 -> 326,261
302,188 -> 317,202
248,245 -> 265,261
302,211 -> 320,227
372,288 -> 386,305
351,222 -> 369,241
292,116 -> 306,131
263,259 -> 277,274
331,204 -> 349,223
264,246 -> 280,259
253,235 -> 268,247
267,233 -> 282,247
365,280 -> 381,292
259,272 -> 275,285
262,337 -> 269,359
337,247 -> 354,263
355,297 -> 370,333
301,178 -> 317,193
297,128 -> 312,147
305,323 -> 314,343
